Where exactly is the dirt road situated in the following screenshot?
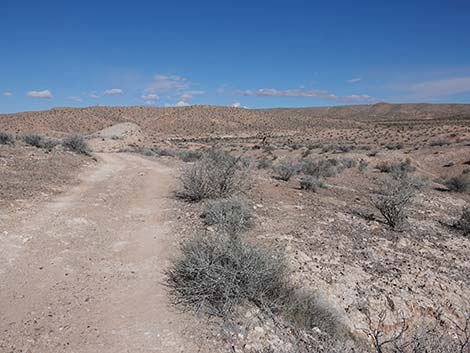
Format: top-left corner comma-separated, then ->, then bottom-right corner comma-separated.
0,153 -> 201,353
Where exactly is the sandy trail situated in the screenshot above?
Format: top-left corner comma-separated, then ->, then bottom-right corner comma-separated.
0,153 -> 197,353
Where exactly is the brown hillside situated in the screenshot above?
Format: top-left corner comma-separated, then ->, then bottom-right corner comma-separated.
1,104 -> 469,140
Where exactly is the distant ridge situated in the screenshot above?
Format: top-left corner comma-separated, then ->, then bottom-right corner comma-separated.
1,103 -> 469,139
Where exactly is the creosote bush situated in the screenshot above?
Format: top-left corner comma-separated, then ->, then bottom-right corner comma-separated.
178,150 -> 250,201
371,174 -> 416,230
0,132 -> 14,145
273,159 -> 298,181
62,135 -> 91,155
202,197 -> 254,236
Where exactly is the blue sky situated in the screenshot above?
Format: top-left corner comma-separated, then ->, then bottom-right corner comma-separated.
1,0 -> 470,113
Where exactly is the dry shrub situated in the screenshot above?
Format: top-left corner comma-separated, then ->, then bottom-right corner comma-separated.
202,197 -> 254,236
371,175 -> 416,230
273,159 -> 298,181
300,175 -> 324,192
165,234 -> 287,318
0,132 -> 14,145
444,175 -> 470,193
165,234 -> 346,339
301,158 -> 343,178
279,288 -> 347,338
178,150 -> 250,201
22,133 -> 43,148
62,135 -> 91,155
177,149 -> 202,162
376,160 -> 415,176
456,206 -> 470,236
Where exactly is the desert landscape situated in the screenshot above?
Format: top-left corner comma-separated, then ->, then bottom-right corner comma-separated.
0,104 -> 469,352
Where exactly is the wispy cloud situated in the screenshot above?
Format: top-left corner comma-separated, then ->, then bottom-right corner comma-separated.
347,77 -> 362,83
147,75 -> 191,94
407,76 -> 470,98
3,91 -> 13,97
27,90 -> 53,99
103,88 -> 123,96
142,93 -> 159,100
66,96 -> 82,102
179,90 -> 205,102
141,93 -> 159,105
145,74 -> 203,106
235,88 -> 374,103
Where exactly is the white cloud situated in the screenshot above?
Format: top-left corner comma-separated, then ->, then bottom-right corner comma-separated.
3,91 -> 13,97
408,77 -> 470,98
180,93 -> 193,101
66,96 -> 82,102
230,102 -> 248,108
142,93 -> 159,100
347,77 -> 362,83
235,88 -> 374,103
27,90 -> 54,99
179,90 -> 204,101
88,92 -> 100,99
103,88 -> 123,96
147,74 -> 191,95
174,100 -> 191,107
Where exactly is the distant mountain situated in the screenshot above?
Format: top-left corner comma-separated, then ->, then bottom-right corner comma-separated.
1,104 -> 469,139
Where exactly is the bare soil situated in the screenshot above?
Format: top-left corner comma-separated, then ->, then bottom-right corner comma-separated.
0,153 -> 217,353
